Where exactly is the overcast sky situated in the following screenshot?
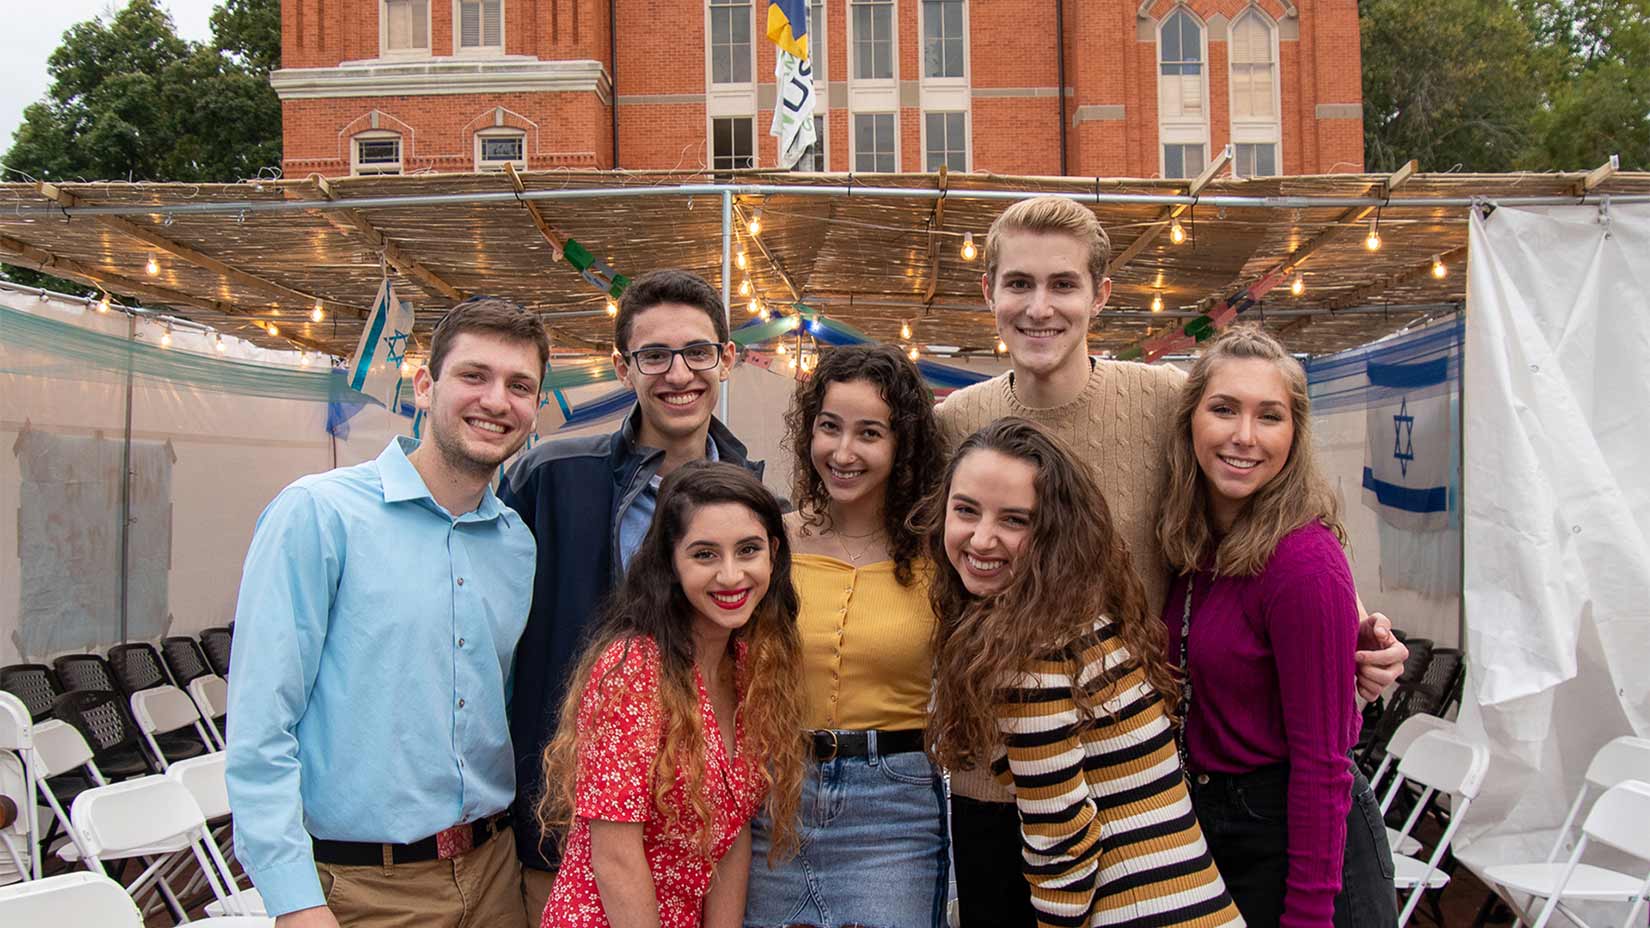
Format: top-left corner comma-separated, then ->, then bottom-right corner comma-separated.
0,0 -> 219,162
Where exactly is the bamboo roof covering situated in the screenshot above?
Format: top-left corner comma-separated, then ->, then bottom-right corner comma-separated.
4,167 -> 1647,360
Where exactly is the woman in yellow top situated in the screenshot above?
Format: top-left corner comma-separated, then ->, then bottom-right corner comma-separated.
743,344 -> 950,928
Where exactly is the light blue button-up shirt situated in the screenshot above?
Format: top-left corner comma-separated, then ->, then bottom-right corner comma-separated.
224,437 -> 535,916
616,436 -> 718,571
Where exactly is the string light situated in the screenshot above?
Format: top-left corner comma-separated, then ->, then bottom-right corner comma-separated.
160,325 -> 172,347
748,297 -> 762,316
736,248 -> 749,270
996,338 -> 1007,354
1169,218 -> 1187,245
738,277 -> 752,297
145,255 -> 160,276
97,293 -> 111,314
1430,255 -> 1448,279
214,333 -> 226,353
907,346 -> 920,361
758,307 -> 771,321
748,209 -> 763,237
960,232 -> 978,261
401,360 -> 415,376
777,342 -> 788,355
1364,217 -> 1382,252
1290,274 -> 1306,297
311,300 -> 325,323
605,299 -> 618,317
1151,292 -> 1164,313
299,352 -> 311,367
267,322 -> 280,336
900,321 -> 912,340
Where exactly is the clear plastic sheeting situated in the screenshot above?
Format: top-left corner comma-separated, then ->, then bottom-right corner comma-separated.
1453,203 -> 1650,907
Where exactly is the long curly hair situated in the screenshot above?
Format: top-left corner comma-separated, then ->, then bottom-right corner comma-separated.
916,418 -> 1179,771
537,461 -> 806,862
782,344 -> 945,586
1157,324 -> 1346,577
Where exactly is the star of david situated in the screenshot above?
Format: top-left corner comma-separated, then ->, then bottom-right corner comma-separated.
382,330 -> 409,365
1393,396 -> 1416,478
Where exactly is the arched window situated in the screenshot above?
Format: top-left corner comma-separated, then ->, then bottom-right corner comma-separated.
1158,8 -> 1208,178
1229,10 -> 1279,176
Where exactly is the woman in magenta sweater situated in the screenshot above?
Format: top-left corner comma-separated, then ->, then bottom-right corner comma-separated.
1157,325 -> 1397,928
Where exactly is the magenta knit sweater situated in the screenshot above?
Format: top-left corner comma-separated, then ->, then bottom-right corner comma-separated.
1162,521 -> 1361,928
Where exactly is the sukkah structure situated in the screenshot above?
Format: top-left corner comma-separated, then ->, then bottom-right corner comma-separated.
2,159 -> 1645,364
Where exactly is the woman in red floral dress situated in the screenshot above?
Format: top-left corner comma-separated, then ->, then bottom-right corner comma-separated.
537,461 -> 806,928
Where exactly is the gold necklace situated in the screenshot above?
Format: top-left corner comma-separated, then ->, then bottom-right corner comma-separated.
833,528 -> 882,564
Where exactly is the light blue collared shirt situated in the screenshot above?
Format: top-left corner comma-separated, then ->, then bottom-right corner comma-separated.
616,435 -> 719,571
224,437 -> 535,916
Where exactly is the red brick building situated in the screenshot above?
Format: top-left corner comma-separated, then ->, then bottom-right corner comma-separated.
273,0 -> 1363,178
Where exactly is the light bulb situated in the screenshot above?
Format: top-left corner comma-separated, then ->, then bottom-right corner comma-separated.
160,327 -> 172,347
97,294 -> 110,314
996,338 -> 1007,354
215,334 -> 226,353
747,299 -> 761,316
759,308 -> 771,321
300,353 -> 311,366
311,301 -> 325,323
738,278 -> 752,297
401,360 -> 414,376
960,232 -> 977,261
1364,219 -> 1381,252
907,346 -> 920,361
605,299 -> 618,317
1151,293 -> 1164,313
736,248 -> 748,270
777,342 -> 788,355
1169,218 -> 1186,245
145,255 -> 160,276
748,209 -> 763,237
1430,255 -> 1447,279
900,321 -> 912,340
267,322 -> 280,336
1290,274 -> 1305,297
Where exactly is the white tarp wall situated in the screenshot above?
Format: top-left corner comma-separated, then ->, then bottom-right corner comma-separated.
1454,203 -> 1650,900
1308,319 -> 1463,647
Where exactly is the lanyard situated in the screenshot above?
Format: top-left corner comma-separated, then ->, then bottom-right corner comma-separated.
1175,575 -> 1197,773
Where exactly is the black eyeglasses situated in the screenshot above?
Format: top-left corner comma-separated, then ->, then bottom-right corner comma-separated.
625,341 -> 724,375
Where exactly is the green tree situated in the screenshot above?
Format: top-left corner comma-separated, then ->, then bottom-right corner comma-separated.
1361,0 -> 1547,172
1518,0 -> 1650,169
2,0 -> 281,286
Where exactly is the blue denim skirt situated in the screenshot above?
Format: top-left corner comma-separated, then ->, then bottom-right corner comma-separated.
745,739 -> 949,928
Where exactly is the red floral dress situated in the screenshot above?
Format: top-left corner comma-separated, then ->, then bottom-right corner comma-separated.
541,635 -> 767,928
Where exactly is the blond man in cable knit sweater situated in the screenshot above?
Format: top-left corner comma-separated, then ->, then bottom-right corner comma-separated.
935,195 -> 1409,927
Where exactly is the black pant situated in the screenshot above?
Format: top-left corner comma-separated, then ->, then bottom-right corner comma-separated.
1190,762 -> 1398,928
950,795 -> 1035,928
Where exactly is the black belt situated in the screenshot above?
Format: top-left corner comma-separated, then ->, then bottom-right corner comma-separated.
810,728 -> 925,761
311,812 -> 510,866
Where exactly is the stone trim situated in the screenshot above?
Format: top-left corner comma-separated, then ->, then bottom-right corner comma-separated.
1316,103 -> 1363,119
271,58 -> 612,104
1073,104 -> 1127,125
616,93 -> 706,106
971,87 -> 1075,98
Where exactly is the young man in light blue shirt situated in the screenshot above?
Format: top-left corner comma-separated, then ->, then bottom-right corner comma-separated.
226,298 -> 549,928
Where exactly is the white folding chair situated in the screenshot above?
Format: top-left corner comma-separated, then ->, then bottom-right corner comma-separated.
1383,730 -> 1491,926
1482,738 -> 1650,928
188,674 -> 229,749
0,692 -> 41,881
1371,714 -> 1456,856
1498,781 -> 1650,928
168,753 -> 266,917
0,751 -> 35,885
0,870 -> 272,927
128,685 -> 214,771
27,717 -> 109,866
70,774 -> 255,918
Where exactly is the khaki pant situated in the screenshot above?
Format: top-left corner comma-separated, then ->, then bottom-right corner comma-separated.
315,825 -> 528,928
520,866 -> 557,926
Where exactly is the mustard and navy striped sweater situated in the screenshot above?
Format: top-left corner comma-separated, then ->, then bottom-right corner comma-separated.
990,617 -> 1245,928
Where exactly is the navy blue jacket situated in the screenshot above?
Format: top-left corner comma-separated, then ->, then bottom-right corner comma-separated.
497,406 -> 763,870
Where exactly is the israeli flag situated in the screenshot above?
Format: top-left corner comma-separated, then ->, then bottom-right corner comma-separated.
767,0 -> 816,169
1362,357 -> 1452,531
347,279 -> 415,408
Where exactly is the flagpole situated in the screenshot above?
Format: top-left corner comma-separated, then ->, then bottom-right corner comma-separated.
720,189 -> 733,423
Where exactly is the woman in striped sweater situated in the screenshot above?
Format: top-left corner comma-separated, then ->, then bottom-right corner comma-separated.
920,417 -> 1244,928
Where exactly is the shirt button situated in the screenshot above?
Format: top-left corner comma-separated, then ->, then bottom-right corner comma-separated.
457,698 -> 466,709
1196,773 -> 1210,785
457,638 -> 465,648
456,577 -> 465,586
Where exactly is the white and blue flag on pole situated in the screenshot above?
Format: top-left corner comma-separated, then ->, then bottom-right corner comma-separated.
1362,356 -> 1452,531
347,278 -> 415,408
767,0 -> 816,169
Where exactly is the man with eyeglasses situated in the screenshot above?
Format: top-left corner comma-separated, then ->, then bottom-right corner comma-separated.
497,268 -> 765,919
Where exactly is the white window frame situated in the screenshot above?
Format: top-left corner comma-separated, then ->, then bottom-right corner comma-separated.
474,128 -> 526,171
352,131 -> 404,176
1227,10 -> 1281,177
920,0 -> 967,81
851,112 -> 898,172
805,114 -> 829,171
849,0 -> 896,83
811,0 -> 827,84
1157,8 -> 1210,179
708,0 -> 756,87
710,115 -> 757,171
921,110 -> 968,172
453,0 -> 505,56
380,0 -> 431,58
